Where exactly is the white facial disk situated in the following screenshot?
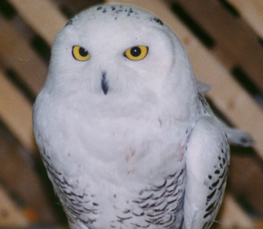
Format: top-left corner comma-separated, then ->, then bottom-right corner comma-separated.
46,4 -> 196,115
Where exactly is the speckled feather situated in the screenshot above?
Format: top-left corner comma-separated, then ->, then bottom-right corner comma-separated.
33,4 -> 230,229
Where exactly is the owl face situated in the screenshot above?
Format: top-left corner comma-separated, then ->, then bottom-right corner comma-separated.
47,4 -> 196,115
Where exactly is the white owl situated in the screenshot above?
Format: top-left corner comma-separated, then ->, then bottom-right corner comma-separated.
33,4 -> 251,229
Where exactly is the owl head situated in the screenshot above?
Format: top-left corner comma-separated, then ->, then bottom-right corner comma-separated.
45,4 -> 197,119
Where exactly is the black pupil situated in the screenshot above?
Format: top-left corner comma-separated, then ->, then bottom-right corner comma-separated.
79,47 -> 88,56
130,47 -> 141,57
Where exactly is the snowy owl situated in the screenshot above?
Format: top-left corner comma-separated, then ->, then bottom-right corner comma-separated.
33,4 -> 232,229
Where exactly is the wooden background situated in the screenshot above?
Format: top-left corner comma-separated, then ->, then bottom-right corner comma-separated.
0,0 -> 263,228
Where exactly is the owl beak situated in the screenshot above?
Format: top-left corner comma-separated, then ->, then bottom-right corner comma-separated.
101,72 -> 109,95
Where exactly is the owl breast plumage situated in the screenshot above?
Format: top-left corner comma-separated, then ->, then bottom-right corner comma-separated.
33,4 -> 230,229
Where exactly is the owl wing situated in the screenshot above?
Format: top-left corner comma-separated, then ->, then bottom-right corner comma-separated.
183,116 -> 230,229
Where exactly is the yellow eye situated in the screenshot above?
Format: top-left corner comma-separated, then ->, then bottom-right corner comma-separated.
124,46 -> 148,61
72,45 -> 90,61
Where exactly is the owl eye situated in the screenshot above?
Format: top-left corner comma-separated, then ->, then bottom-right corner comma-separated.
72,45 -> 90,61
124,46 -> 148,61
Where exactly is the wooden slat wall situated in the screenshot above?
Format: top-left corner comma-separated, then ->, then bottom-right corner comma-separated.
0,0 -> 262,228
9,0 -> 67,46
0,15 -> 46,98
227,0 -> 263,40
170,0 -> 263,95
0,186 -> 29,228
0,121 -> 58,224
0,69 -> 33,151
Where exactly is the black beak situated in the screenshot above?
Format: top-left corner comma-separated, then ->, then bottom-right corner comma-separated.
101,72 -> 109,95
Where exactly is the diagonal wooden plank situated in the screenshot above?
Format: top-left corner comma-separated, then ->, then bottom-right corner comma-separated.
8,0 -> 68,46
227,0 -> 263,40
0,185 -> 29,228
0,127 -> 58,223
0,15 -> 47,95
172,0 -> 263,93
217,194 -> 254,228
0,68 -> 34,151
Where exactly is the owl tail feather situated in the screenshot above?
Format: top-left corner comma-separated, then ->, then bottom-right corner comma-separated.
224,126 -> 254,147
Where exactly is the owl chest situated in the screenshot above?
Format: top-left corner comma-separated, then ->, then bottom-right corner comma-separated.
41,101 -> 189,228
54,108 -> 187,176
40,93 -> 191,177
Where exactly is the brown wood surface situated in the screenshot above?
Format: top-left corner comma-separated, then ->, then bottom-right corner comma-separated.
170,0 -> 263,93
0,15 -> 47,95
0,69 -> 34,151
0,123 -> 59,223
9,0 -> 68,46
227,0 -> 263,39
0,186 -> 28,228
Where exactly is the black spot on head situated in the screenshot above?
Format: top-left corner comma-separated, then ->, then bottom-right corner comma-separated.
111,6 -> 116,11
208,175 -> 212,180
153,17 -> 163,26
97,6 -> 102,10
102,9 -> 107,13
65,19 -> 73,26
127,8 -> 134,17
